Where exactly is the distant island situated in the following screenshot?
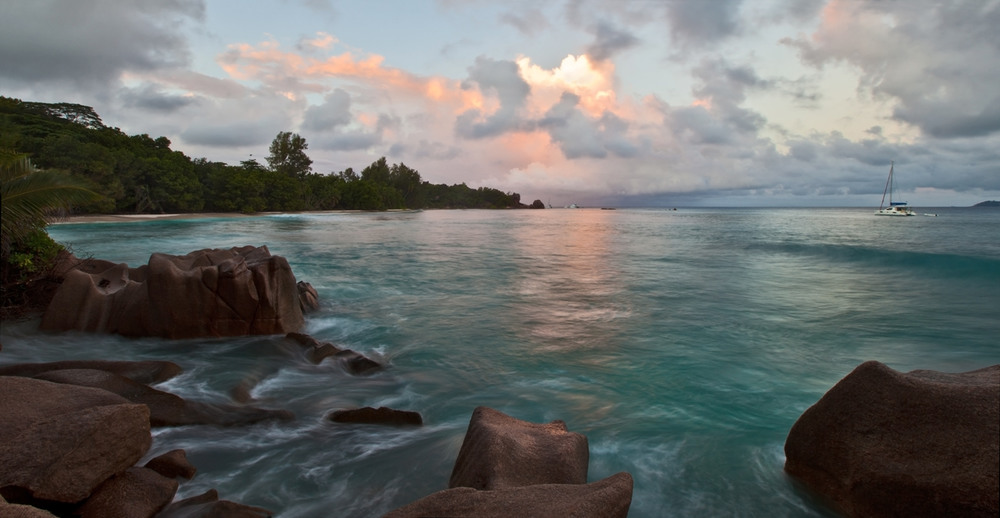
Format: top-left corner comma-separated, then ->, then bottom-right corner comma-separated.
972,201 -> 1000,207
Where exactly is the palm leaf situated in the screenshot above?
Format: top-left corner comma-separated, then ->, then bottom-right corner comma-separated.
1,151 -> 101,247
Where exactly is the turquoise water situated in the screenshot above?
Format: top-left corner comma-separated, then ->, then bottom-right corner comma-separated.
3,207 -> 999,517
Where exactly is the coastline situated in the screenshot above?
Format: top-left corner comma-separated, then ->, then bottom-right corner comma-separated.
50,210 -> 382,224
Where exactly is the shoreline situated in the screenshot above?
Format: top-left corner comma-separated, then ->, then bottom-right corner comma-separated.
49,210 -> 403,224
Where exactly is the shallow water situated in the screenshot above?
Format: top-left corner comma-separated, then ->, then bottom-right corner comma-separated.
4,207 -> 998,517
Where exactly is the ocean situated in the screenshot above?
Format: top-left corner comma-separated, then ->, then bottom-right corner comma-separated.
3,207 -> 998,517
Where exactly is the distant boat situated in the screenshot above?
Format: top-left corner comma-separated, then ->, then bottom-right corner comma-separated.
875,161 -> 914,216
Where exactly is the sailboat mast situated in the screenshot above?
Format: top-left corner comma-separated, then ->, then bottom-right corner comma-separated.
879,161 -> 893,210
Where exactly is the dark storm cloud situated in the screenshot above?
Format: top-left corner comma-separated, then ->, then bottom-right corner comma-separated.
586,21 -> 640,62
0,0 -> 204,88
455,57 -> 532,138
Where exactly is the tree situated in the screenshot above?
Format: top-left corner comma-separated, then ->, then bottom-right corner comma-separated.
266,131 -> 312,178
1,150 -> 100,257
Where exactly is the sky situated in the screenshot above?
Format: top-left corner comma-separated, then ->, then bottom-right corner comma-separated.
2,0 -> 999,207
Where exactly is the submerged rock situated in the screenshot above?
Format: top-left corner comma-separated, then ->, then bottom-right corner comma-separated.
284,332 -> 382,374
328,406 -> 423,427
784,361 -> 999,518
449,406 -> 589,490
32,368 -> 293,427
40,246 -> 306,339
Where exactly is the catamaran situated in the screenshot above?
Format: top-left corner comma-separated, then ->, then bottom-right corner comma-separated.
875,161 -> 914,216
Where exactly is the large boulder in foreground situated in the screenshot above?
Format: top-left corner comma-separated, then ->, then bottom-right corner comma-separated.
40,246 -> 305,338
0,377 -> 151,503
785,361 -> 999,518
449,406 -> 589,490
383,472 -> 633,518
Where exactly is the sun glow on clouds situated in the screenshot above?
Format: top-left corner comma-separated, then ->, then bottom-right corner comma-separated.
517,54 -> 618,117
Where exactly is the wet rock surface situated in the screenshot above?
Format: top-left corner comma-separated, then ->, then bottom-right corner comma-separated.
785,361 -> 1000,518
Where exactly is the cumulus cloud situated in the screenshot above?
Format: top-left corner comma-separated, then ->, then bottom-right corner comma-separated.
455,57 -> 532,138
784,0 -> 1000,138
302,89 -> 354,132
0,0 -> 203,88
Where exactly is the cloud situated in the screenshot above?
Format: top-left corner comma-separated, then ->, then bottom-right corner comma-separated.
498,7 -> 550,36
119,83 -> 201,112
0,0 -> 203,88
784,0 -> 1000,138
455,57 -> 532,138
302,89 -> 353,131
586,21 -> 640,62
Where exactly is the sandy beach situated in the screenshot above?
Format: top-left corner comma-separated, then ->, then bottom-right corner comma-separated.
51,210 -> 418,224
50,212 -> 264,224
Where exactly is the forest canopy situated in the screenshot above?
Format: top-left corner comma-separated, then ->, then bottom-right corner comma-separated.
0,97 -> 532,213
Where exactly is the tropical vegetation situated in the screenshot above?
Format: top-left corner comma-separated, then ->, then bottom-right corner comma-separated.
0,96 -> 529,214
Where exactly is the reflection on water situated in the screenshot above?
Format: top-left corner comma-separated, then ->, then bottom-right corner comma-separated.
10,208 -> 998,517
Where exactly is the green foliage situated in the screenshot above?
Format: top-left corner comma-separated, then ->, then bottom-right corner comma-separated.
0,97 -> 528,215
0,150 -> 100,257
267,131 -> 312,178
5,227 -> 62,278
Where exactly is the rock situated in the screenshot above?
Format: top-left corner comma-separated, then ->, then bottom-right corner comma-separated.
75,467 -> 177,518
297,281 -> 319,312
284,332 -> 382,374
156,489 -> 273,518
145,450 -> 197,480
328,406 -> 423,427
0,503 -> 57,517
383,471 -> 634,518
0,377 -> 151,503
449,406 -> 589,490
784,361 -> 1000,518
0,495 -> 59,518
32,368 -> 293,427
40,246 -> 305,338
0,360 -> 182,384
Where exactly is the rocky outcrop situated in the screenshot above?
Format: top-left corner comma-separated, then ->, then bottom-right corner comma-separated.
32,368 -> 293,427
0,359 -> 182,385
383,407 -> 631,517
75,467 -> 178,518
328,406 -> 423,426
0,377 -> 152,504
284,332 -> 382,374
0,366 -> 276,516
144,450 -> 197,480
156,489 -> 272,518
785,361 -> 1000,518
383,472 -> 634,518
449,406 -> 589,490
39,246 -> 306,339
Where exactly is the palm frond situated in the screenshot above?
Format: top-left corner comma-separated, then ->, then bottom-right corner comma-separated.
1,151 -> 101,246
